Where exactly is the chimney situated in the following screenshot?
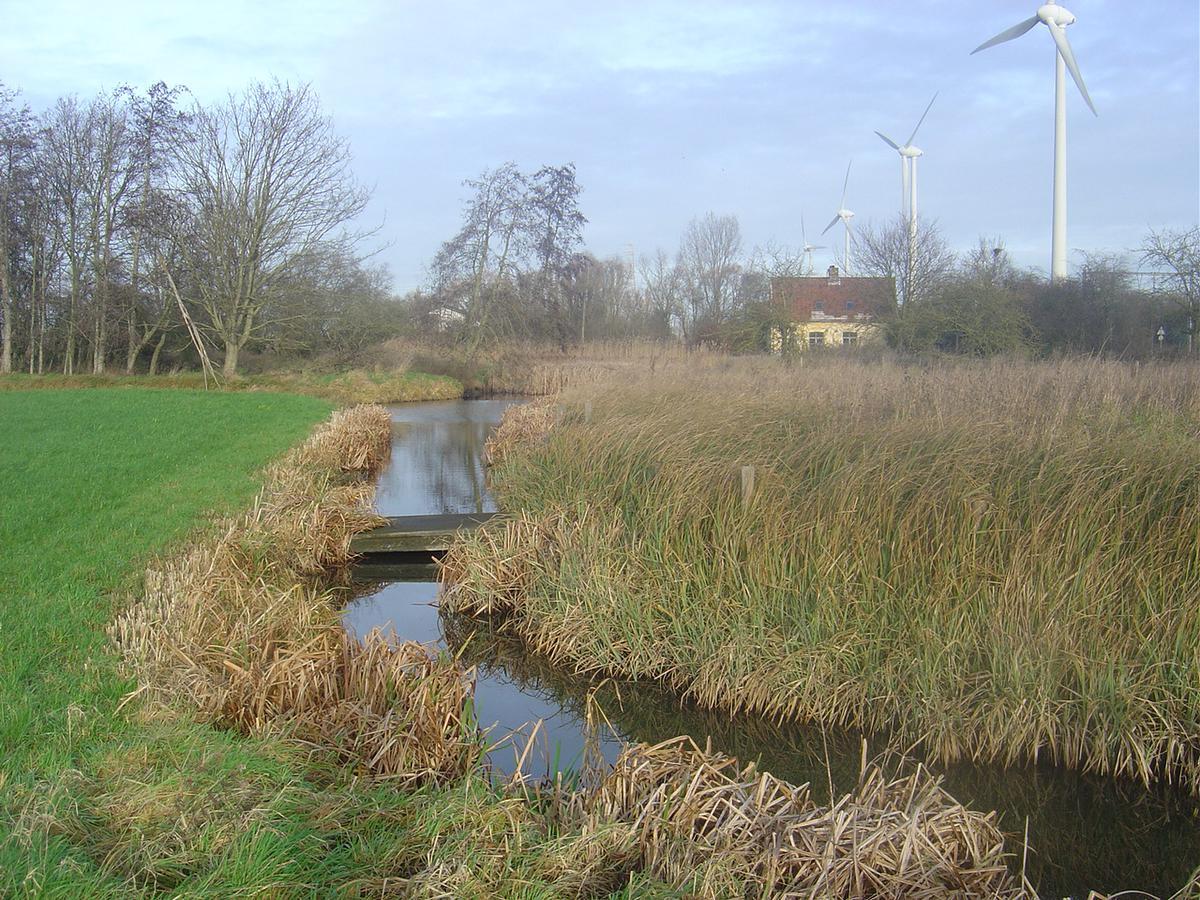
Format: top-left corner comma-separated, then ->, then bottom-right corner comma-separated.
827,265 -> 840,284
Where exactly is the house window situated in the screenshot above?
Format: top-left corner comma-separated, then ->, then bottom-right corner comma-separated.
808,332 -> 825,348
814,299 -> 824,313
846,300 -> 855,312
842,331 -> 858,346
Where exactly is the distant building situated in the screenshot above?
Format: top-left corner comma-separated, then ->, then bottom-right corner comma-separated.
768,266 -> 895,350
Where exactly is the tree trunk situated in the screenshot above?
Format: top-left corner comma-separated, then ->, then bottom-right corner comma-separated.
65,259 -> 79,374
148,332 -> 166,374
222,339 -> 239,376
0,254 -> 11,374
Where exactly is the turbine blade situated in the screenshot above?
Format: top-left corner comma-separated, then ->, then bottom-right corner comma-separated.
820,214 -> 841,236
875,130 -> 901,151
971,15 -> 1039,54
1047,22 -> 1098,115
801,213 -> 808,246
905,92 -> 938,146
840,161 -> 852,208
810,245 -> 827,251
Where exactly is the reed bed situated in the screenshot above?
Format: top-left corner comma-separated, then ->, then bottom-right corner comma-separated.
112,404 -> 482,782
484,396 -> 557,466
584,737 -> 1018,898
442,356 -> 1200,794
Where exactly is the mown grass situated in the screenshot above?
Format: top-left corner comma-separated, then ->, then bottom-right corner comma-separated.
444,356 -> 1200,797
0,367 -> 463,404
0,388 -> 331,891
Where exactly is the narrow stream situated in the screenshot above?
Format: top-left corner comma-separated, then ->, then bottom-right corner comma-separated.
343,399 -> 1199,899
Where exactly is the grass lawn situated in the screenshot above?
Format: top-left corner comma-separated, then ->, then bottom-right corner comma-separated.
0,389 -> 332,893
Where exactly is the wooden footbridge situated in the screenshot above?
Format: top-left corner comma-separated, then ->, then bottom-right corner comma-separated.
350,512 -> 501,561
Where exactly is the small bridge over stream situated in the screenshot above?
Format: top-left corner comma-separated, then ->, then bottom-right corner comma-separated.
349,512 -> 502,561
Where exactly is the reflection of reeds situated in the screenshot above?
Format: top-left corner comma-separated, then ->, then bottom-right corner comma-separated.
443,357 -> 1200,797
112,405 -> 481,782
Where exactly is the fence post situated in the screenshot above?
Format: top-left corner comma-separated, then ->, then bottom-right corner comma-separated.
741,465 -> 755,506
584,400 -> 593,424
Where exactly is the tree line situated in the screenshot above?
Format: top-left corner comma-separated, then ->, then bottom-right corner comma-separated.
417,165 -> 1199,359
4,73 -> 1193,374
0,79 -> 396,377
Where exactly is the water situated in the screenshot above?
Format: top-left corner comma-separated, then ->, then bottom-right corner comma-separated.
343,399 -> 1200,899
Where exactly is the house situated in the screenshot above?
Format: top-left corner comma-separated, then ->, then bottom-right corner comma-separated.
768,266 -> 895,350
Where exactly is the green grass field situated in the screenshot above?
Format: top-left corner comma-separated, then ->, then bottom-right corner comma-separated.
0,368 -> 463,404
0,389 -> 334,892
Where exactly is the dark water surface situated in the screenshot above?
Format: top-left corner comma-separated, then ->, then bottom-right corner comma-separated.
343,399 -> 1199,899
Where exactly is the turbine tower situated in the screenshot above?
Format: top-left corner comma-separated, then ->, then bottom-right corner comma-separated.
821,162 -> 855,274
800,215 -> 825,275
972,1 -> 1097,281
875,92 -> 937,243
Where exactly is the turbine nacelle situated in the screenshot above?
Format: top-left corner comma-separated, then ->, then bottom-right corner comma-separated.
900,145 -> 924,159
837,210 -> 855,221
1037,4 -> 1076,28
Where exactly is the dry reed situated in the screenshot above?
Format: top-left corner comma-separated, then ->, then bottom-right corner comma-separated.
483,397 -> 557,466
443,356 -> 1200,794
584,736 -> 1020,898
112,404 -> 481,782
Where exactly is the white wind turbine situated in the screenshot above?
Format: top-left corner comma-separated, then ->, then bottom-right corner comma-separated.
800,215 -> 826,275
972,1 -> 1097,281
875,92 -> 937,244
821,162 -> 855,274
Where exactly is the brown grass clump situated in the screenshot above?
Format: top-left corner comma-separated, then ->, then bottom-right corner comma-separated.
583,737 -> 1020,898
112,403 -> 481,783
484,397 -> 557,466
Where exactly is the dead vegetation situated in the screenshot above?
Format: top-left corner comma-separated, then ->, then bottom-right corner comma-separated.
484,397 -> 557,466
111,404 -> 481,783
583,737 -> 1019,898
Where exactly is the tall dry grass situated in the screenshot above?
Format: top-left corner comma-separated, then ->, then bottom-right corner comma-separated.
443,355 -> 1200,794
583,737 -> 1017,898
112,405 -> 480,782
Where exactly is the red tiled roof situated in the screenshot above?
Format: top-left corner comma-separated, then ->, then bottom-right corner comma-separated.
771,273 -> 895,322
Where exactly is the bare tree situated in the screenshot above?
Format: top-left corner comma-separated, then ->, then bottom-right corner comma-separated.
854,214 -> 955,309
430,162 -> 529,355
528,163 -> 586,348
1141,226 -> 1199,354
0,84 -> 35,373
82,92 -> 134,373
121,82 -> 188,373
677,213 -> 743,343
41,96 -> 100,374
169,81 -> 369,375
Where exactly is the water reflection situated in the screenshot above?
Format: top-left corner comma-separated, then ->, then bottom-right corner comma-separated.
343,399 -> 1200,899
375,400 -> 513,516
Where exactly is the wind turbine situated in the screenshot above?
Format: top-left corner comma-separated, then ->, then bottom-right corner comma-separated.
875,92 -> 937,242
800,215 -> 825,275
821,162 -> 855,274
971,1 -> 1097,281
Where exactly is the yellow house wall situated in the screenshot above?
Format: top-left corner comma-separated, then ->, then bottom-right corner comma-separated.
771,322 -> 880,351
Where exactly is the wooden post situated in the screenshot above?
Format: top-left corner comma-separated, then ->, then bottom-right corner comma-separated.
741,465 -> 755,506
584,400 -> 593,424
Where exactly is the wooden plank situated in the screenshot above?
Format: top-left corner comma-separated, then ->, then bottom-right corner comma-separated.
349,512 -> 502,555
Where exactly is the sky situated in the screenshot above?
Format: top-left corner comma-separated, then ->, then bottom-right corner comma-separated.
2,0 -> 1197,290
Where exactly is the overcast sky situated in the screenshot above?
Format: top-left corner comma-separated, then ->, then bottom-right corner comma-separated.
2,0 -> 1197,290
